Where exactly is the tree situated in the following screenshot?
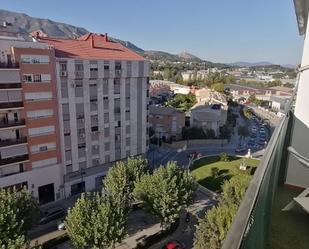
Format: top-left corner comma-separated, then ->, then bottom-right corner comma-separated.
165,93 -> 197,112
65,192 -> 126,249
221,175 -> 251,206
212,83 -> 225,93
0,188 -> 39,248
104,156 -> 148,208
194,204 -> 237,249
194,173 -> 252,249
237,125 -> 249,142
134,161 -> 196,229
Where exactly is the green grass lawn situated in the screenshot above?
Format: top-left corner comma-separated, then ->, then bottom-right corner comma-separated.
268,186 -> 309,249
190,155 -> 260,192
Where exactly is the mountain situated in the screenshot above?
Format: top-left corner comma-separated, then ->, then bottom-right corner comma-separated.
178,52 -> 201,61
0,9 -> 144,53
227,61 -> 274,67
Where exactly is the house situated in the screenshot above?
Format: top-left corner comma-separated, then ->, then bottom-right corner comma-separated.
190,103 -> 227,136
149,106 -> 185,141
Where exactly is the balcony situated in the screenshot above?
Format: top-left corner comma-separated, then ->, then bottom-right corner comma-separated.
0,102 -> 23,110
0,119 -> 25,129
0,62 -> 19,69
0,154 -> 29,167
0,83 -> 22,90
222,97 -> 309,249
0,137 -> 27,148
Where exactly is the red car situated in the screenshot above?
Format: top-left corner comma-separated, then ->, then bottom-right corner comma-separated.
162,240 -> 185,249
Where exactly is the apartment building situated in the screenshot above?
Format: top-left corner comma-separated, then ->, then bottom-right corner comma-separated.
149,106 -> 185,141
38,33 -> 149,197
0,37 -> 62,204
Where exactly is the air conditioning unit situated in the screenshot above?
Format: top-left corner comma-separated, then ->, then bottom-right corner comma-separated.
79,133 -> 85,138
60,71 -> 68,77
115,69 -> 121,75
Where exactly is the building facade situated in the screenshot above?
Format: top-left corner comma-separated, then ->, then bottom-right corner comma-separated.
39,33 -> 149,197
0,38 -> 62,204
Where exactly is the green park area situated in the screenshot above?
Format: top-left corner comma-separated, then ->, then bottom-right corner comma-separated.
190,155 -> 260,192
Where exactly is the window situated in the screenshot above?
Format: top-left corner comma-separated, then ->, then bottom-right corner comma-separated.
75,64 -> 83,71
28,125 -> 55,137
115,61 -> 121,70
104,128 -> 110,137
27,109 -> 54,119
105,142 -> 110,151
23,74 -> 32,82
21,55 -> 50,64
60,62 -> 67,71
25,92 -> 52,101
91,126 -> 98,132
104,61 -> 109,70
30,142 -> 56,153
115,120 -> 121,128
33,74 -> 41,82
115,134 -> 121,141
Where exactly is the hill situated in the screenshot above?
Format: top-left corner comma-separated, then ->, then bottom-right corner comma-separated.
178,52 -> 202,61
0,9 -> 144,53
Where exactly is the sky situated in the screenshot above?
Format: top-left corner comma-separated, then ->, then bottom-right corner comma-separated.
1,0 -> 304,65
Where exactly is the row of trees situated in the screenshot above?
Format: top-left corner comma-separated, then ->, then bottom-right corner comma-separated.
194,175 -> 251,249
65,157 -> 197,248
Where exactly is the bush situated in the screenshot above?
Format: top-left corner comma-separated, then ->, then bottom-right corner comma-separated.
219,153 -> 229,162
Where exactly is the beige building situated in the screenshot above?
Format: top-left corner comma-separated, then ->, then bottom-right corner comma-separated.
38,33 -> 149,197
190,104 -> 227,136
149,106 -> 185,141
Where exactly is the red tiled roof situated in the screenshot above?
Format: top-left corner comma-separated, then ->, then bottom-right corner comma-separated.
38,33 -> 145,61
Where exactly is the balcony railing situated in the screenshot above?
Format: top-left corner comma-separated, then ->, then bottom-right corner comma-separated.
0,102 -> 23,110
0,83 -> 22,89
222,96 -> 295,249
0,62 -> 19,69
0,137 -> 27,148
0,119 -> 25,129
0,154 -> 29,167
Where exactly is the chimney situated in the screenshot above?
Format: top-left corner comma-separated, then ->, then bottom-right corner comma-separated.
105,33 -> 108,42
91,35 -> 94,48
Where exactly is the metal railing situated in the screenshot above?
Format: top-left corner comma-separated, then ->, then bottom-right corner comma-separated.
0,154 -> 29,167
0,137 -> 27,148
0,118 -> 25,129
0,62 -> 19,69
222,94 -> 296,249
0,102 -> 23,109
0,83 -> 22,89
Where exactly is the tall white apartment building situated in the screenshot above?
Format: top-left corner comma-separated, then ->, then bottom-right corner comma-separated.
39,33 -> 149,197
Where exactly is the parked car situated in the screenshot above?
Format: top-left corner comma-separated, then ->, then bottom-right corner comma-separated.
39,207 -> 66,224
162,240 -> 185,249
57,220 -> 65,230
